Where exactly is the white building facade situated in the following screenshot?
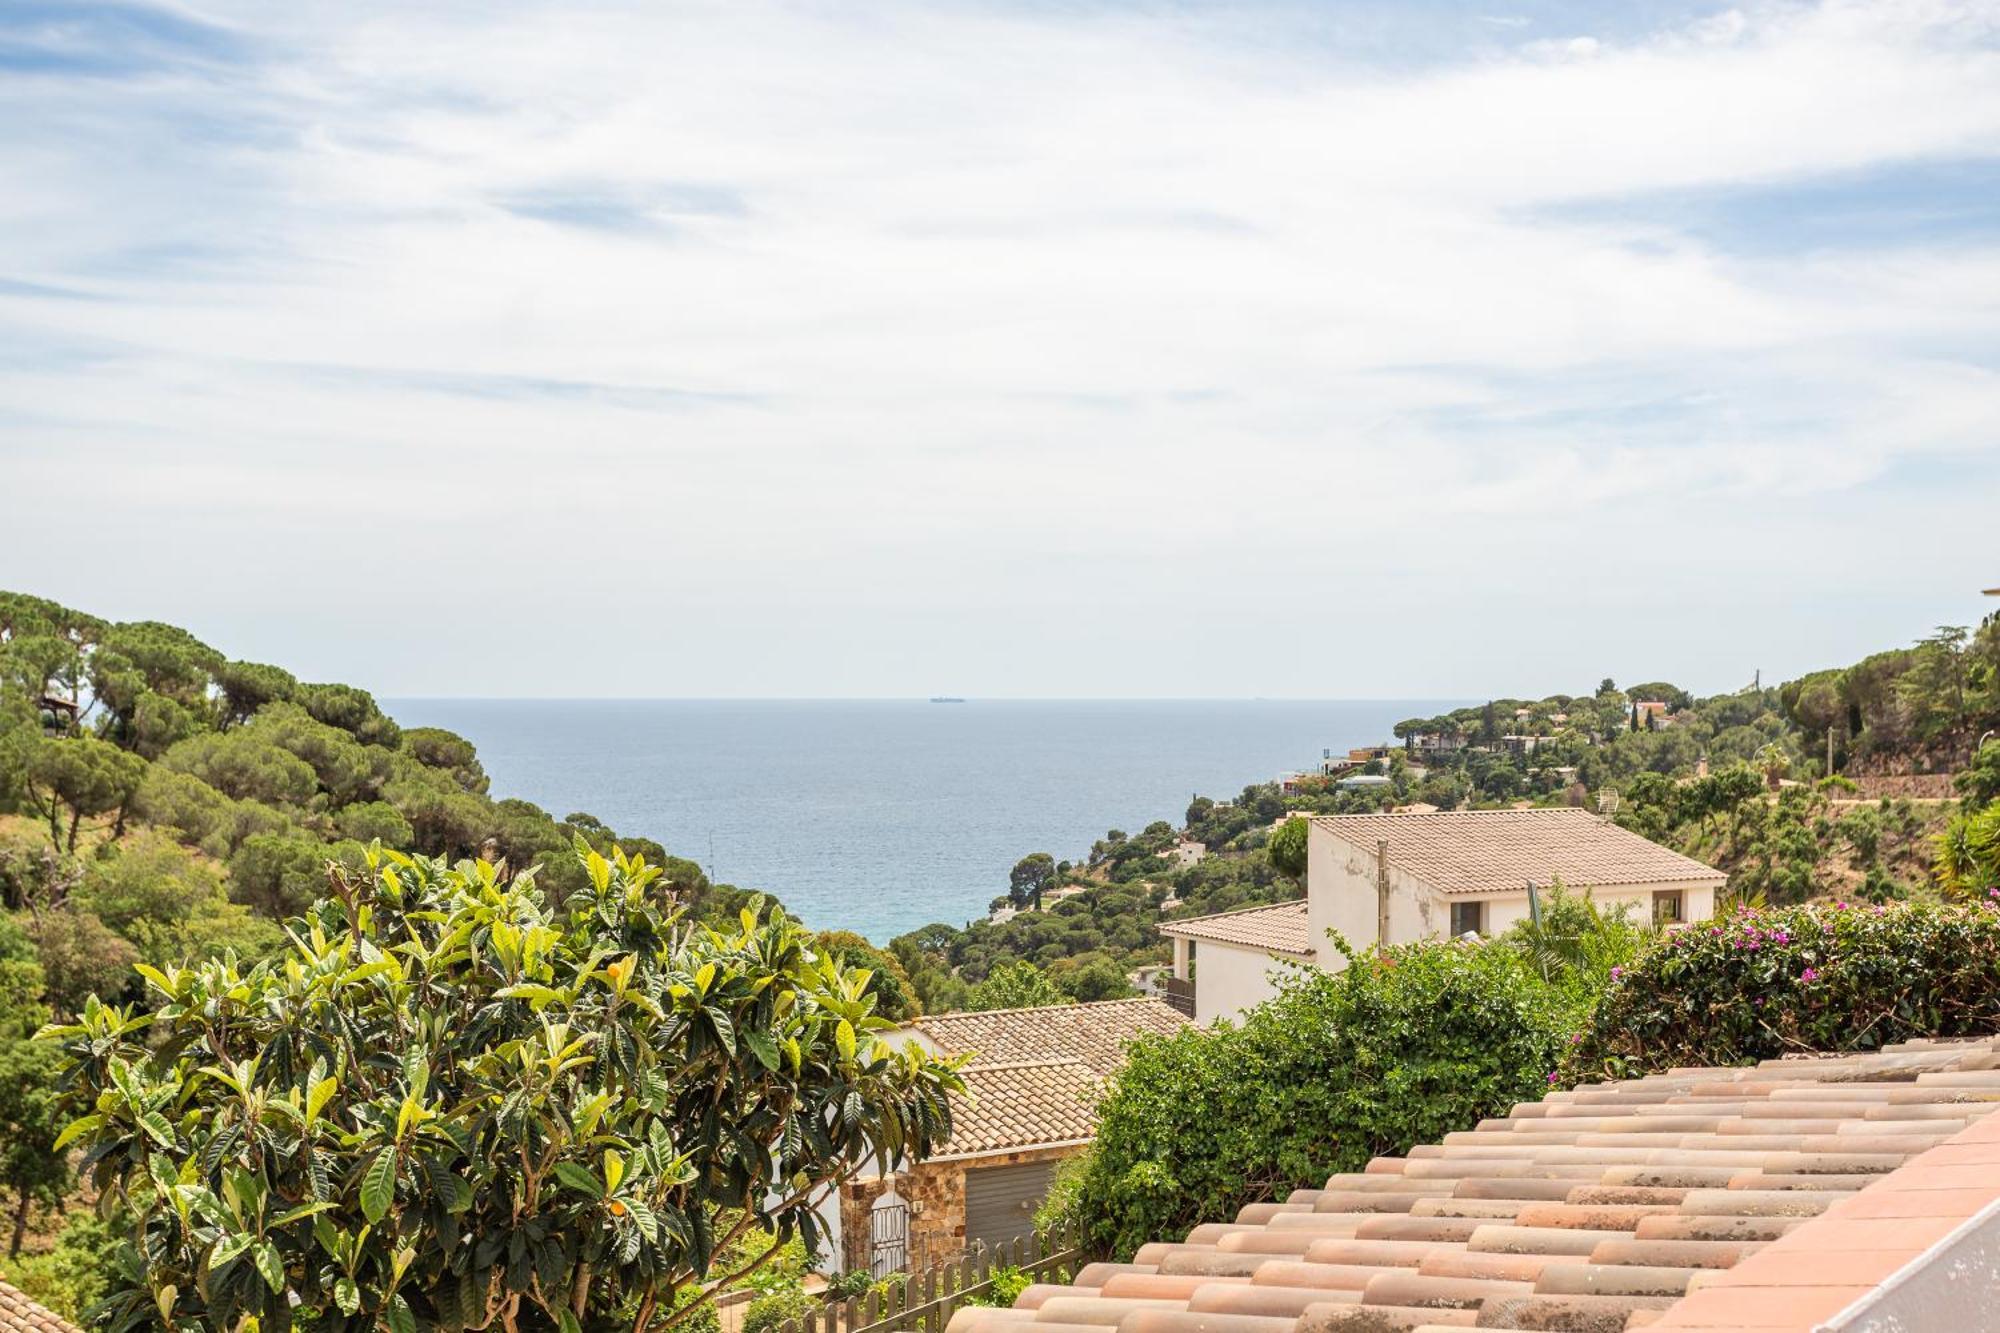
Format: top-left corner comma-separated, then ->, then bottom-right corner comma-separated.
1164,808 -> 1727,1024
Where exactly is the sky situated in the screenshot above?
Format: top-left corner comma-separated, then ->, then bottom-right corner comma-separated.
2,0 -> 1998,699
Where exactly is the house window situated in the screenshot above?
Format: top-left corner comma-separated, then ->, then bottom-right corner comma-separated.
1653,891 -> 1685,926
1449,901 -> 1484,937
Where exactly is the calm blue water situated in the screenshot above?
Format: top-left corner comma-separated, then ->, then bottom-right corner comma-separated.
382,700 -> 1455,941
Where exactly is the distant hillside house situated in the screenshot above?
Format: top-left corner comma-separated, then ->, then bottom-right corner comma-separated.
1161,808 -> 1726,1024
1320,744 -> 1392,776
835,999 -> 1188,1275
1632,699 -> 1673,730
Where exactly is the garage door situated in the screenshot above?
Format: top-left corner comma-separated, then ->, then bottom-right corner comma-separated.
964,1159 -> 1056,1255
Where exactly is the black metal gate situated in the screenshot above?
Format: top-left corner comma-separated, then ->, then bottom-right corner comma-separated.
869,1185 -> 909,1277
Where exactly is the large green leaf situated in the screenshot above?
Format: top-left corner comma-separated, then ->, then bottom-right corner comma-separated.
361,1148 -> 398,1224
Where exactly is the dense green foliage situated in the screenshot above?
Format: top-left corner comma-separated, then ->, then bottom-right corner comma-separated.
964,959 -> 1071,1011
1563,901 -> 2000,1080
741,1285 -> 819,1333
0,592 -> 780,1299
0,592 -> 718,986
1071,938 -> 1575,1259
1617,771 -> 1940,905
44,844 -> 961,1332
1781,623 -> 2000,768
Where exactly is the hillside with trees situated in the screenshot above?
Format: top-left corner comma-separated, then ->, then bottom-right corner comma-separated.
892,612 -> 2000,1006
0,590 -> 911,1317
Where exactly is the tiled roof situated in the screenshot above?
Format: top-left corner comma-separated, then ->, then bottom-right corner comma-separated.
946,1037 -> 2000,1333
910,999 -> 1189,1076
940,1059 -> 1104,1157
1314,808 -> 1726,897
1158,900 -> 1313,957
0,1281 -> 78,1333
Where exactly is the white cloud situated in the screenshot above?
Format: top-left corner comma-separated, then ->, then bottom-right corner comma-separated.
2,0 -> 1998,697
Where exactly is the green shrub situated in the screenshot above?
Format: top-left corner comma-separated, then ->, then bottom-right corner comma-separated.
1495,883 -> 1651,1002
742,1284 -> 819,1333
1563,901 -> 2000,1081
1033,1152 -> 1088,1231
962,1266 -> 1032,1308
823,1269 -> 874,1300
672,1286 -> 723,1333
1074,938 -> 1571,1258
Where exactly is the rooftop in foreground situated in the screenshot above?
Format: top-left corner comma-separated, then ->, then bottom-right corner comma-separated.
949,1035 -> 2000,1333
1313,807 -> 1727,897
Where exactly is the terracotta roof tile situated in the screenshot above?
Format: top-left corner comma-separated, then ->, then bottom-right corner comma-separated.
1159,901 -> 1314,957
943,1036 -> 2000,1333
1311,808 -> 1726,897
940,1059 -> 1103,1157
0,1281 -> 79,1333
910,998 -> 1189,1076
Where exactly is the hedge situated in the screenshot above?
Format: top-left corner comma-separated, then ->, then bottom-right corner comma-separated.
1072,938 -> 1574,1258
1561,900 -> 2000,1081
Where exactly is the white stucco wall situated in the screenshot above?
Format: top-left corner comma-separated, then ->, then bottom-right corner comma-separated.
1305,823 -> 1722,954
1306,824 -> 1441,968
1189,939 -> 1308,1024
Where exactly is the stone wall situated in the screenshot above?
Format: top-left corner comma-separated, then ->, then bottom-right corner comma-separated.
838,1144 -> 1083,1274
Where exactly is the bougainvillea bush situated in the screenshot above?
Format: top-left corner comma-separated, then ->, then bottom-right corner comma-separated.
41,844 -> 961,1333
1561,900 -> 2000,1082
1073,938 -> 1574,1259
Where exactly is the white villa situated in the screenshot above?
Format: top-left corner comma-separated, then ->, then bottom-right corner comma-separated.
1159,807 -> 1726,1024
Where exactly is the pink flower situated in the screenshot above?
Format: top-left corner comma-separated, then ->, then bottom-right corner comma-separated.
1609,966 -> 1623,981
1547,1072 -> 1559,1084
1801,967 -> 1819,983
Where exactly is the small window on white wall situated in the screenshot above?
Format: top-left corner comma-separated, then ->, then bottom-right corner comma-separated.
1449,900 -> 1484,937
1653,891 -> 1685,925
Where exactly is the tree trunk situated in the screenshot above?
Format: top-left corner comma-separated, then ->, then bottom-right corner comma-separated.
10,1185 -> 28,1258
66,808 -> 82,853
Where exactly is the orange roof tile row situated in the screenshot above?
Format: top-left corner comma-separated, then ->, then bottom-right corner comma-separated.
1158,901 -> 1313,957
0,1281 -> 77,1333
947,1036 -> 2000,1333
940,1060 -> 1105,1157
911,999 -> 1190,1077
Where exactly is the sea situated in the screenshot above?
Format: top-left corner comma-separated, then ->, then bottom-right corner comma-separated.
382,699 -> 1458,942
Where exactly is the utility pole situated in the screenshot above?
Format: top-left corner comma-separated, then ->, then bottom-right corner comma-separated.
1826,728 -> 1835,779
1376,839 -> 1391,952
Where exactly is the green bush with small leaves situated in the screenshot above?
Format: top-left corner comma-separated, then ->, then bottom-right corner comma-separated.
1074,937 -> 1573,1259
961,1266 -> 1031,1309
1562,900 -> 2000,1081
741,1284 -> 818,1333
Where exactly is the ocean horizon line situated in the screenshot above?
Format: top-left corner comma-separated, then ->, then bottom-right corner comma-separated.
381,695 -> 1476,704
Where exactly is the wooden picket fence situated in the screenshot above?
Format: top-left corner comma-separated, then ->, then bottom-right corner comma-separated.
776,1219 -> 1088,1333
